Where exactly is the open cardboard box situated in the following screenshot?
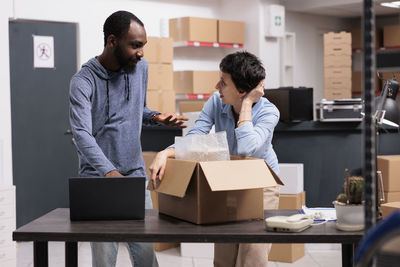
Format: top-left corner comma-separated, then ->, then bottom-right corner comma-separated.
148,156 -> 283,224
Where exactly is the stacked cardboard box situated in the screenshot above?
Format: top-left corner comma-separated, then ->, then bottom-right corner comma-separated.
269,191 -> 306,263
218,20 -> 245,44
142,152 -> 180,252
378,155 -> 400,204
174,71 -> 219,94
144,37 -> 176,113
324,32 -> 352,99
269,164 -> 305,263
381,202 -> 400,218
383,25 -> 400,47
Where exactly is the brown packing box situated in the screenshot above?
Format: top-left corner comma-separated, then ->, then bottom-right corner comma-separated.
324,55 -> 351,68
352,71 -> 380,93
384,25 -> 400,47
169,17 -> 217,43
350,28 -> 381,49
278,192 -> 306,210
324,77 -> 351,90
269,244 -> 305,263
270,192 -> 306,262
218,20 -> 245,44
150,157 -> 283,224
324,68 -> 351,79
324,88 -> 352,100
142,152 -> 180,252
174,71 -> 219,94
178,100 -> 207,114
324,44 -> 351,56
381,202 -> 400,219
378,155 -> 400,192
144,37 -> 173,64
383,191 -> 400,203
323,32 -> 351,46
146,90 -> 176,113
148,63 -> 173,91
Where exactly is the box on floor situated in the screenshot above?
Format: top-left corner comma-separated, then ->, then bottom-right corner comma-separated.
149,157 -> 283,224
169,17 -> 217,43
148,64 -> 173,91
146,90 -> 176,114
142,151 -> 180,252
174,71 -> 219,94
143,37 -> 173,64
269,191 -> 306,263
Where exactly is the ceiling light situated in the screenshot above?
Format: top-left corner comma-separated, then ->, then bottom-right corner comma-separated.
381,1 -> 400,8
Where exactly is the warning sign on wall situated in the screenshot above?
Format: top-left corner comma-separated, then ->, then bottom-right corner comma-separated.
33,35 -> 54,68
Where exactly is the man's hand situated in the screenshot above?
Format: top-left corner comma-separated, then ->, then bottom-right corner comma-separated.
105,170 -> 123,177
153,113 -> 189,128
243,80 -> 265,104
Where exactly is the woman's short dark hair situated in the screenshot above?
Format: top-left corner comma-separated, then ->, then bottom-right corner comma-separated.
219,51 -> 265,93
103,11 -> 144,47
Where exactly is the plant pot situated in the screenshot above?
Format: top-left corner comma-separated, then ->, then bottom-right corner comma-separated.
333,201 -> 364,231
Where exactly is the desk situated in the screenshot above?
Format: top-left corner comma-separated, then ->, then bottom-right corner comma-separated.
13,209 -> 363,267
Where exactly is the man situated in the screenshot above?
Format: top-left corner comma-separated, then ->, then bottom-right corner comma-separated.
69,10 -> 187,267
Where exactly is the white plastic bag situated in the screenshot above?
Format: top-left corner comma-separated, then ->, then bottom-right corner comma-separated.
175,131 -> 230,161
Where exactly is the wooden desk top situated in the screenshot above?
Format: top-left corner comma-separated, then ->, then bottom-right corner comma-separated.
13,209 -> 363,244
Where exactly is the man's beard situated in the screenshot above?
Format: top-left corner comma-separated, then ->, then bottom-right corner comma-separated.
114,45 -> 138,73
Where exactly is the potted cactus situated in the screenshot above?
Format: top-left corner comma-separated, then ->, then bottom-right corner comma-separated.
333,169 -> 365,231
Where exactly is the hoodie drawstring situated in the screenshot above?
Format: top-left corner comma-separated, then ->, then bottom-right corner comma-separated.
124,74 -> 130,101
106,79 -> 110,121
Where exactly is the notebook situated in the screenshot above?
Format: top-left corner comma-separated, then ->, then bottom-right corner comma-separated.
69,177 -> 145,221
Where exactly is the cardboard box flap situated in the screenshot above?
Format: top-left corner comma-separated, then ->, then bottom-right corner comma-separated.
155,159 -> 197,198
199,159 -> 278,191
266,163 -> 284,186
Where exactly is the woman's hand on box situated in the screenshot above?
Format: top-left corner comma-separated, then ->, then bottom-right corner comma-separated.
149,148 -> 175,189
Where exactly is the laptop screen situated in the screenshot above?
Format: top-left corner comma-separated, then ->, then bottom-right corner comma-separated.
69,177 -> 145,221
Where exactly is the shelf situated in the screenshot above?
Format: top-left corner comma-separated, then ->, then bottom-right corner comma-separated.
175,94 -> 212,100
173,41 -> 243,48
353,46 -> 400,53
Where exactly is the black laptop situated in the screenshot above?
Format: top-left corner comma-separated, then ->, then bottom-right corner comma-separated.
69,177 -> 145,221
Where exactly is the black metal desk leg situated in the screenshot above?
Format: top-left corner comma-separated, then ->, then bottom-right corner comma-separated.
342,244 -> 354,267
65,242 -> 78,267
34,241 -> 48,267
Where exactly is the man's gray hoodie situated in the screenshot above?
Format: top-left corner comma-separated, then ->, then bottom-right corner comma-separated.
69,57 -> 158,177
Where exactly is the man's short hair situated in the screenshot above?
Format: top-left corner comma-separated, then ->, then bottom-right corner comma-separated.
103,10 -> 144,47
219,51 -> 265,93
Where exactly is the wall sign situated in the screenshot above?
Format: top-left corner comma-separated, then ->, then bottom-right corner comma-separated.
33,35 -> 54,68
265,4 -> 285,38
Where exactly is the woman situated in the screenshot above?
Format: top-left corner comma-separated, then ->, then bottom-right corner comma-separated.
150,51 -> 280,267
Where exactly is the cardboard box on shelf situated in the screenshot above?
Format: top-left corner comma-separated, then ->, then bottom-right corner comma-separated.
384,191 -> 400,203
278,164 -> 304,194
381,202 -> 400,218
146,90 -> 176,113
169,17 -> 217,43
178,100 -> 207,114
377,155 -> 400,192
148,64 -> 173,91
278,191 -> 306,210
174,71 -> 219,94
383,25 -> 400,47
149,157 -> 283,224
324,78 -> 351,90
142,152 -> 180,252
324,44 -> 351,56
143,37 -> 173,64
325,68 -> 351,79
324,32 -> 351,46
350,28 -> 381,49
324,55 -> 351,68
269,243 -> 305,263
352,71 -> 380,93
217,20 -> 245,44
324,88 -> 352,100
